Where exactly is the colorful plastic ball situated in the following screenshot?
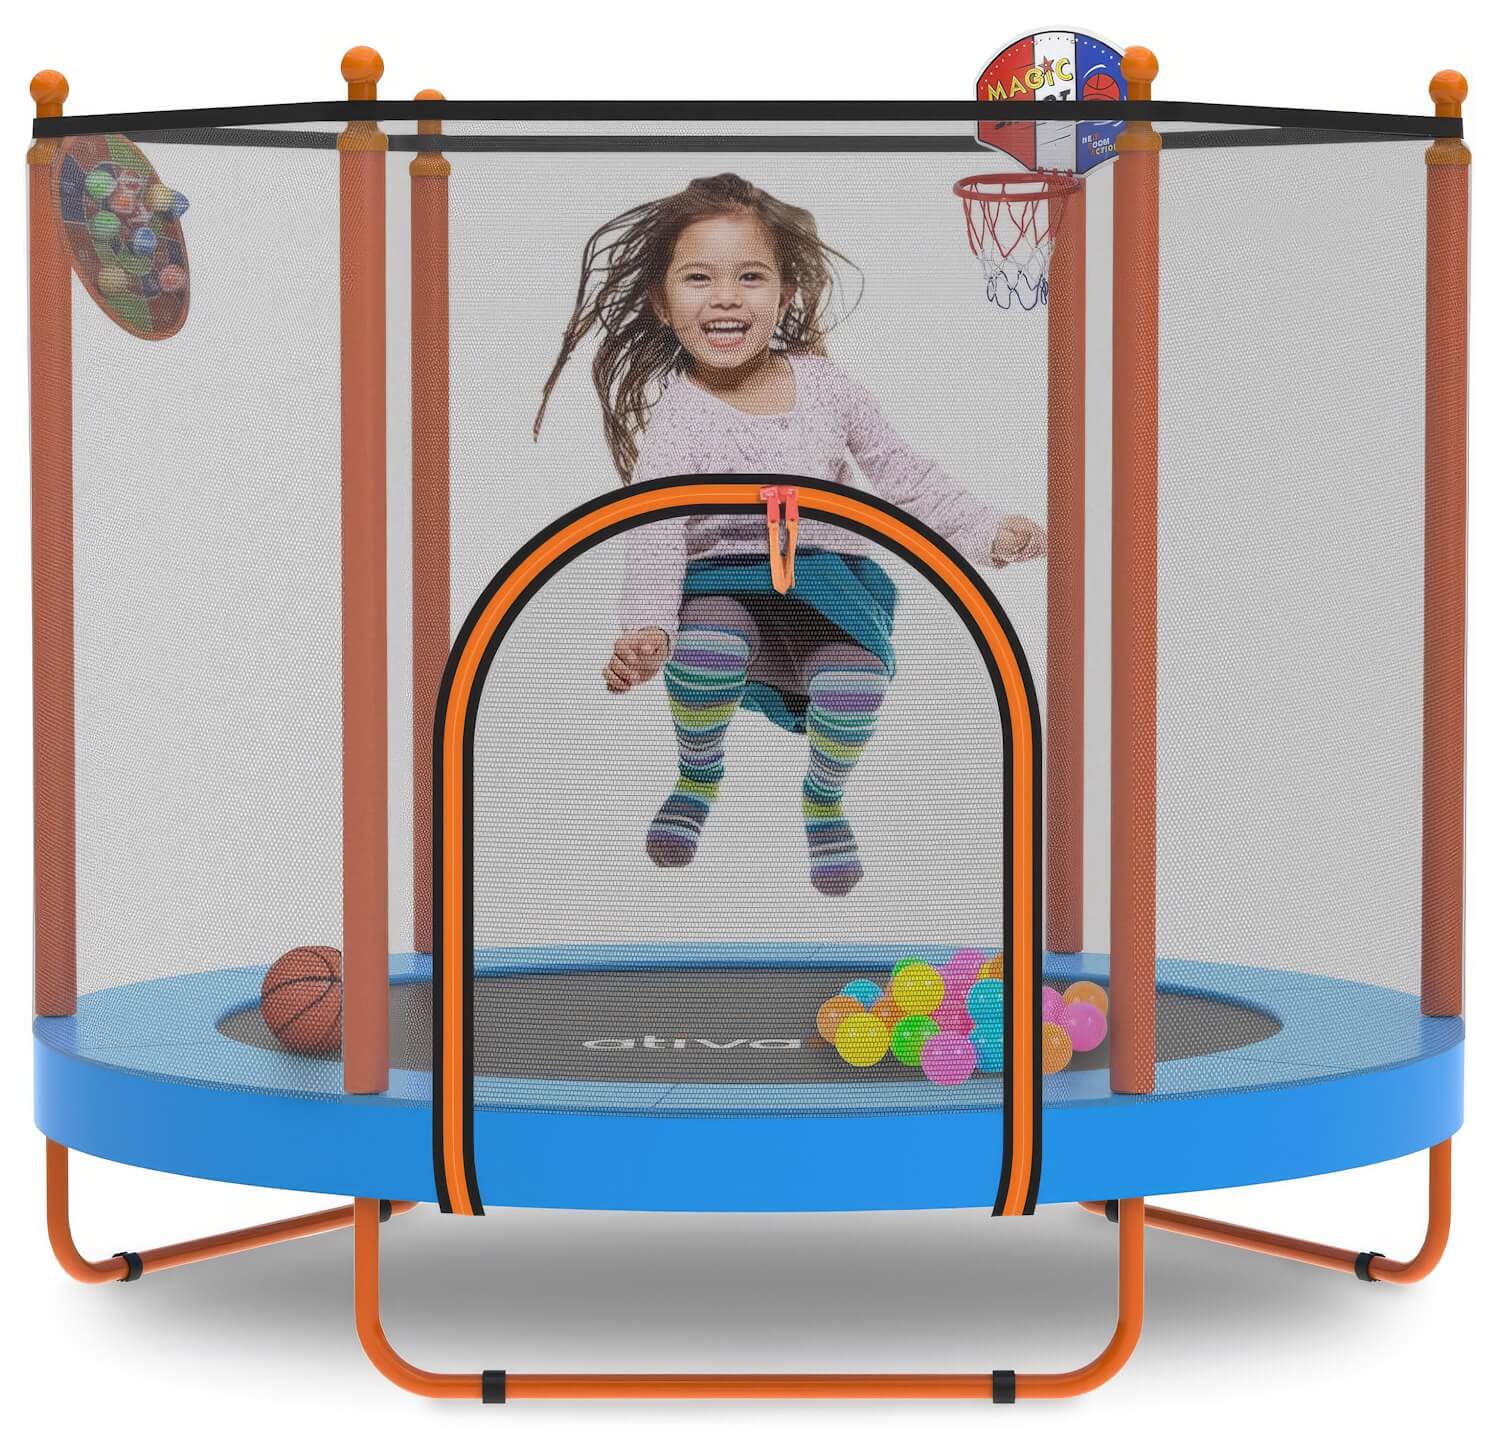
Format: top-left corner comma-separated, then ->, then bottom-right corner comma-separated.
841,978 -> 882,1008
85,167 -> 117,201
96,265 -> 128,295
146,182 -> 175,213
870,995 -> 905,1031
1063,981 -> 1109,1016
89,210 -> 120,244
890,960 -> 943,1016
934,999 -> 973,1035
891,1014 -> 939,1067
167,189 -> 190,219
835,1012 -> 889,1068
979,951 -> 1005,980
129,226 -> 158,258
966,979 -> 1005,1022
921,1030 -> 978,1086
970,1022 -> 1005,1073
159,264 -> 187,293
1041,1021 -> 1074,1074
816,994 -> 863,1045
1042,985 -> 1066,1023
141,273 -> 162,299
1060,1001 -> 1108,1053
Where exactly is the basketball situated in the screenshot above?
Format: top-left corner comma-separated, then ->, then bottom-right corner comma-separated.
1082,71 -> 1121,101
260,945 -> 343,1055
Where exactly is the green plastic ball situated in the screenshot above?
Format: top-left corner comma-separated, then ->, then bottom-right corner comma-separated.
891,1014 -> 940,1068
89,210 -> 120,244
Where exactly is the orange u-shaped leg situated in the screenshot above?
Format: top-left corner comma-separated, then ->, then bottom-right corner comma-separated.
352,1195 -> 1145,1401
1080,1139 -> 1451,1285
46,1138 -> 414,1284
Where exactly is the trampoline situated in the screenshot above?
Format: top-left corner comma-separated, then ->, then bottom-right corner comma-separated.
28,41 -> 1468,1404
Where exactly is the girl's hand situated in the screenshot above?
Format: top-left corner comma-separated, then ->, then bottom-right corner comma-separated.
992,514 -> 1048,567
604,627 -> 670,693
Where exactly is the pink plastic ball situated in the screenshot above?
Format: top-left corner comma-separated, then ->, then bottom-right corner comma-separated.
159,264 -> 187,293
944,948 -> 986,978
1060,1001 -> 1108,1052
1042,986 -> 1066,1023
934,999 -> 974,1035
921,1030 -> 978,1086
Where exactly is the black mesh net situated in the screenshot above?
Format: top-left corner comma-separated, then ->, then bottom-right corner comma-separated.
30,103 -> 1462,1210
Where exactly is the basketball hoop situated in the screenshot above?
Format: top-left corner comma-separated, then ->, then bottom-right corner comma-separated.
954,172 -> 1080,312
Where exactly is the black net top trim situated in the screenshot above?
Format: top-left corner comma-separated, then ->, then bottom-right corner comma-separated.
33,98 -> 1462,146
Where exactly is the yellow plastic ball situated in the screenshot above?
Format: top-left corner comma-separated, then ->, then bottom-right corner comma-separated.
835,1012 -> 890,1068
890,960 -> 943,1015
1041,1022 -> 1074,1075
816,995 -> 862,1045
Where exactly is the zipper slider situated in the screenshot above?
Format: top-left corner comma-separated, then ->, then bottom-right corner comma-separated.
760,485 -> 799,594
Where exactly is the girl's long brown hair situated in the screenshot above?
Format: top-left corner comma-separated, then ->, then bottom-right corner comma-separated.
534,172 -> 860,483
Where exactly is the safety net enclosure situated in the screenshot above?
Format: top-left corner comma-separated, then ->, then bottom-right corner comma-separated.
29,43 -> 1467,1402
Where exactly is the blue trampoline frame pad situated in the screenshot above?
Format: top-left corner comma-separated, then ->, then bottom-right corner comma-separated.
35,946 -> 1463,1212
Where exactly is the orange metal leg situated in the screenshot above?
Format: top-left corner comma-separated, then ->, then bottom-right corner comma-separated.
46,1139 -> 414,1284
352,1195 -> 1145,1401
1080,1139 -> 1451,1285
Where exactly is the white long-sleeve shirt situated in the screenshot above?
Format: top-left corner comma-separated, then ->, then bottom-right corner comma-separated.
619,353 -> 1004,637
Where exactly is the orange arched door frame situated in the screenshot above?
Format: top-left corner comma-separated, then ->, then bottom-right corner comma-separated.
431,475 -> 1042,1218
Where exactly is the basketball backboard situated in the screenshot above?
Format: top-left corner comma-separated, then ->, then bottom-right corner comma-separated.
976,30 -> 1125,175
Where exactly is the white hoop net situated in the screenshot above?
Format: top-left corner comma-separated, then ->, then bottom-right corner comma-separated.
956,173 -> 1078,312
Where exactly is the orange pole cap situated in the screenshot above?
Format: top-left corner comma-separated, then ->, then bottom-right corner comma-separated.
1121,47 -> 1158,102
416,88 -> 445,136
31,70 -> 69,118
1430,70 -> 1467,118
342,46 -> 384,101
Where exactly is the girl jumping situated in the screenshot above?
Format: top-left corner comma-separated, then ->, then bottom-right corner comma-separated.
535,173 -> 1045,896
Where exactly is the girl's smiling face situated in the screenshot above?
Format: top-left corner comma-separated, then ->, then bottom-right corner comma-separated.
655,212 -> 792,373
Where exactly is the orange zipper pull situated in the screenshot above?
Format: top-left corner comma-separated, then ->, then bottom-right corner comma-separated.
760,486 -> 799,594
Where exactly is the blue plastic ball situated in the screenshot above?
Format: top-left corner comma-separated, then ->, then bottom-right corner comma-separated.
971,1022 -> 1005,1073
966,979 -> 1005,1021
129,226 -> 158,258
841,978 -> 882,1008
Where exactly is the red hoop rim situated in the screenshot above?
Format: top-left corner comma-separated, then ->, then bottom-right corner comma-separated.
953,171 -> 1082,202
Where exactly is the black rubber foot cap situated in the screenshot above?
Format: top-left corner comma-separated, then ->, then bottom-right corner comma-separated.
115,1251 -> 144,1282
1104,1200 -> 1120,1224
992,1370 -> 1016,1404
482,1369 -> 507,1404
378,1200 -> 393,1224
1354,1251 -> 1383,1282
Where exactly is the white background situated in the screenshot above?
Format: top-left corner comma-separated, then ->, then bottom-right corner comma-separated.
1,0 -> 1495,1443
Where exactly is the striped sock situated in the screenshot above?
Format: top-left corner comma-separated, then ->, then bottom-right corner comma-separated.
802,664 -> 889,896
646,627 -> 751,867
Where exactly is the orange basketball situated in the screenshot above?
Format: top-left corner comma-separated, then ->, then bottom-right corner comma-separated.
1083,72 -> 1121,101
260,945 -> 343,1055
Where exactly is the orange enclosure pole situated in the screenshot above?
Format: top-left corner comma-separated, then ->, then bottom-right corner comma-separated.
410,91 -> 451,958
1109,46 -> 1161,1094
1421,71 -> 1469,1019
340,46 -> 390,1092
29,71 -> 77,1019
1046,180 -> 1086,954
